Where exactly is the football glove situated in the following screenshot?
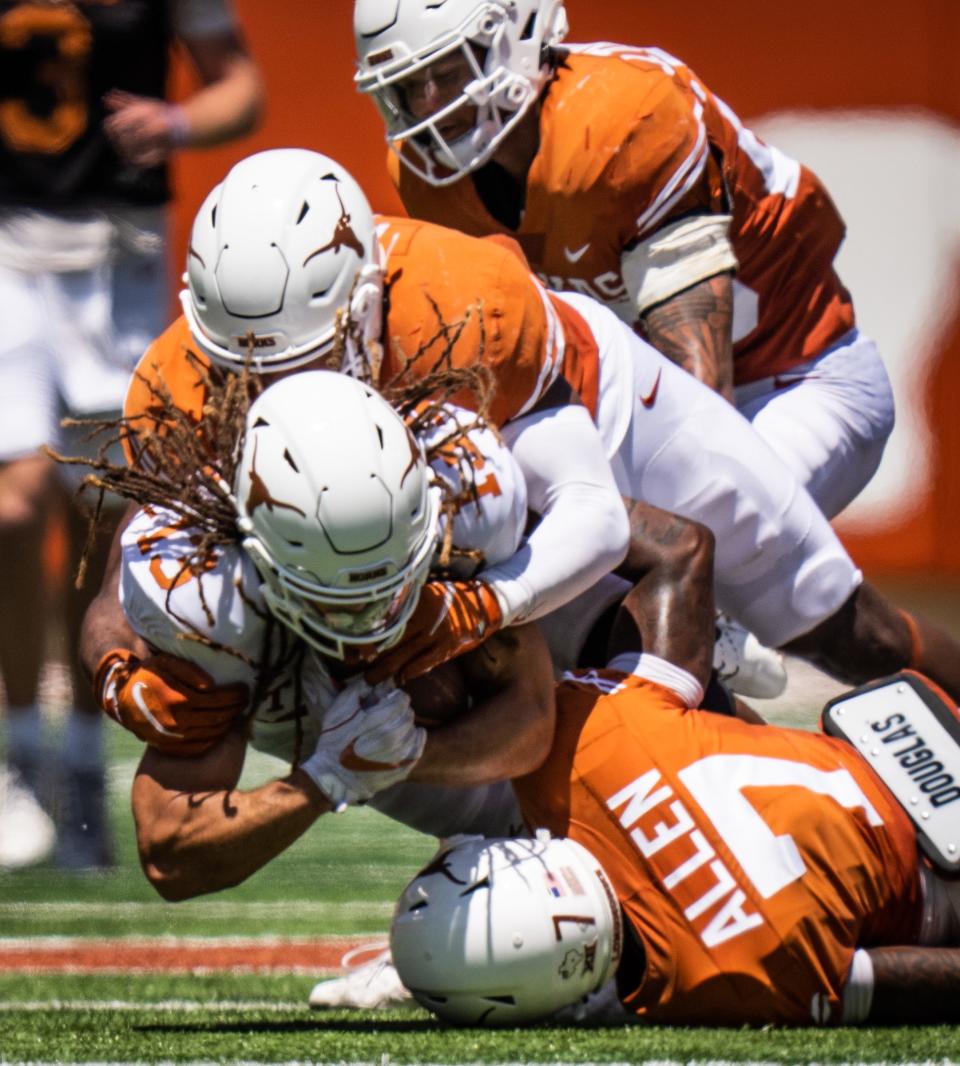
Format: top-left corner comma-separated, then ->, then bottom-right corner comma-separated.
94,649 -> 249,756
299,678 -> 425,809
364,579 -> 504,684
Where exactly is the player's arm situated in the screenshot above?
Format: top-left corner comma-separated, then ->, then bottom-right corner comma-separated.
172,17 -> 264,148
366,381 -> 629,684
80,505 -> 250,755
640,272 -> 736,403
103,2 -> 264,168
78,502 -> 147,683
134,679 -> 426,900
132,727 -> 331,901
607,501 -> 766,723
858,947 -> 960,1023
408,623 -> 556,786
621,145 -> 738,401
487,376 -> 630,624
609,501 -> 716,688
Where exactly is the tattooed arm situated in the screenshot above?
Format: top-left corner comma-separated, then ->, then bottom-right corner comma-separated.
641,273 -> 736,403
610,500 -> 716,690
865,947 -> 960,1023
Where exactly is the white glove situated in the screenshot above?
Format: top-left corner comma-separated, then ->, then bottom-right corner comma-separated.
299,677 -> 426,810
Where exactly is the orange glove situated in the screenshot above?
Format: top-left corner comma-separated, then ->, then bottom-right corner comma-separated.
364,580 -> 504,685
94,649 -> 249,756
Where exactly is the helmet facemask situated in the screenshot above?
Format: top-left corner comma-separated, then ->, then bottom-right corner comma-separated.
241,486 -> 441,661
356,0 -> 569,186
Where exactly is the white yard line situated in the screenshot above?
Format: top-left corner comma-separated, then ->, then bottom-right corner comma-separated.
0,935 -> 369,947
0,900 -> 390,919
0,999 -> 304,1011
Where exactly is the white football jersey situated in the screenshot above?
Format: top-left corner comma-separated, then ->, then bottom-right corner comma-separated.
425,406 -> 528,575
118,407 -> 529,765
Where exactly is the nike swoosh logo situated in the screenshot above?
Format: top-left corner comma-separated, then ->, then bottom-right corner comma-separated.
563,242 -> 591,264
427,585 -> 457,637
640,368 -> 662,408
131,682 -> 184,739
339,739 -> 417,773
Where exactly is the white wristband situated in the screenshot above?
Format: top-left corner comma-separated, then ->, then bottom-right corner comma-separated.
165,104 -> 191,149
607,651 -> 704,708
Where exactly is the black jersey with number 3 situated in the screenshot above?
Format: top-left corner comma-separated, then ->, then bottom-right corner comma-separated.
0,0 -> 173,207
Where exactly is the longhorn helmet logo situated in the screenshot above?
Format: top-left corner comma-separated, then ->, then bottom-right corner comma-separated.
303,184 -> 366,265
244,436 -> 307,519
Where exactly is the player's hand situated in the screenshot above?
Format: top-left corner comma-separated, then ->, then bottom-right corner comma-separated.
299,678 -> 426,809
103,90 -> 187,167
94,649 -> 249,756
364,580 -> 504,684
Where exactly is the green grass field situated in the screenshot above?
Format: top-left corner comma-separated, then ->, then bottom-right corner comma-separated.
1,577 -> 959,1064
3,977 -> 960,1066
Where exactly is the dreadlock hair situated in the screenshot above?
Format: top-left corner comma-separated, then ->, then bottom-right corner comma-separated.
332,285 -> 498,572
48,293 -> 498,746
47,344 -> 262,594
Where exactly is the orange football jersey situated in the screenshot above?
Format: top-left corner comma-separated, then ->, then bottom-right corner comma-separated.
124,217 -> 600,442
121,315 -> 213,464
514,671 -> 922,1025
390,45 -> 856,385
377,216 -> 599,425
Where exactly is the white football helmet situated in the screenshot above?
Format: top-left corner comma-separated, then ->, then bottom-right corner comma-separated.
354,0 -> 568,185
390,833 -> 622,1025
183,148 -> 382,373
234,371 -> 441,659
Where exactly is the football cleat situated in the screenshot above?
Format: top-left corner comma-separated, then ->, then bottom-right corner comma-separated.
308,943 -> 414,1010
0,765 -> 55,870
713,612 -> 788,699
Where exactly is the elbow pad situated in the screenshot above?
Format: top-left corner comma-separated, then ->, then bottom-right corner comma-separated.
623,214 -> 738,316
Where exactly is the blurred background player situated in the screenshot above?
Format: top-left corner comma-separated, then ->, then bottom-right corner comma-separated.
0,0 -> 263,869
